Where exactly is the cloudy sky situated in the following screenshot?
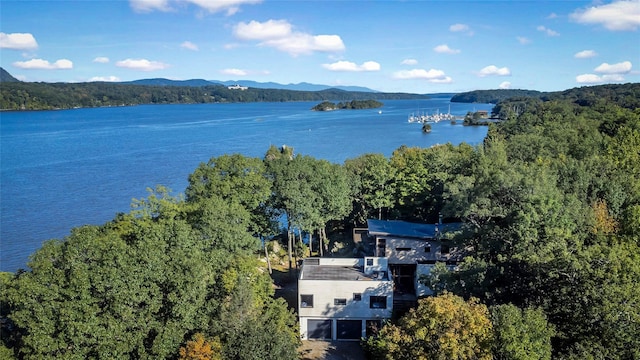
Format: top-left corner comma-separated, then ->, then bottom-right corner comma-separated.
1,0 -> 638,93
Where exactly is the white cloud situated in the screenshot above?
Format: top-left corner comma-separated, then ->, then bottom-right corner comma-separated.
187,0 -> 261,15
575,60 -> 632,84
401,59 -> 418,65
499,81 -> 512,89
234,19 -> 292,40
322,60 -> 380,72
574,50 -> 597,59
517,36 -> 531,45
478,65 -> 511,77
547,12 -> 558,19
392,68 -> 453,83
115,58 -> 169,71
89,76 -> 121,82
233,19 -> 345,56
0,32 -> 38,50
570,0 -> 640,31
93,56 -> 110,63
180,41 -> 199,51
130,0 -> 261,14
537,25 -> 559,36
433,44 -> 460,54
129,0 -> 171,12
576,73 -> 626,84
221,68 -> 247,76
449,23 -> 469,32
594,61 -> 632,74
13,58 -> 73,70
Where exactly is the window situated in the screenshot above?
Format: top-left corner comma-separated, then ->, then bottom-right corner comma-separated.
425,244 -> 431,253
353,293 -> 362,301
370,296 -> 387,309
441,245 -> 450,254
396,247 -> 411,251
334,298 -> 347,306
301,294 -> 314,308
366,258 -> 373,266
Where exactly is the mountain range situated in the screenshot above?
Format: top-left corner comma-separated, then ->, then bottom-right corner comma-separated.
0,67 -> 379,92
121,78 -> 379,92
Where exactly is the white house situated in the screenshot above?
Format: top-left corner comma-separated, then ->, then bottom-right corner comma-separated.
298,257 -> 393,340
297,219 -> 465,341
227,84 -> 248,90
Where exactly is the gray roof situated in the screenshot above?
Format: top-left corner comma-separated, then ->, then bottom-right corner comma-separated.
367,219 -> 463,239
300,265 -> 387,281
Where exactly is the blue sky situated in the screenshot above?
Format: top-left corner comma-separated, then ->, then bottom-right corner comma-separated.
1,0 -> 638,93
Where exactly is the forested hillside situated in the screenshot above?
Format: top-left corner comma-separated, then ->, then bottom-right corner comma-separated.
0,80 -> 425,111
451,89 -> 542,104
1,83 -> 639,359
452,83 -> 640,109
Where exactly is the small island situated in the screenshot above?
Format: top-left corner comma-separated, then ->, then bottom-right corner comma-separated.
311,99 -> 383,111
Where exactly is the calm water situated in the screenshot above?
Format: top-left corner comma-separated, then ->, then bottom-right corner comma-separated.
1,98 -> 492,272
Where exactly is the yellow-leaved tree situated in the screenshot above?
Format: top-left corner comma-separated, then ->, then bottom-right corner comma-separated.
179,333 -> 222,360
364,292 -> 493,360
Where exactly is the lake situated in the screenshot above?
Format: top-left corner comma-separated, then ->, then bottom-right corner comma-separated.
0,98 -> 492,272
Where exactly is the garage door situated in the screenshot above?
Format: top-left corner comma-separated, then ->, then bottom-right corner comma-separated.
307,320 -> 332,339
336,320 -> 362,340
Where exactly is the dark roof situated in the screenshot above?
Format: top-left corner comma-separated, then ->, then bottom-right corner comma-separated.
300,265 -> 382,281
367,219 -> 463,239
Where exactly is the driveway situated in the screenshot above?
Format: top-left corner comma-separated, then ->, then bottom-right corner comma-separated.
299,340 -> 366,360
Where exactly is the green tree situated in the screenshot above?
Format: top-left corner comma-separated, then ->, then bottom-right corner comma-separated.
491,304 -> 554,360
186,154 -> 274,236
264,148 -> 317,267
344,153 -> 396,222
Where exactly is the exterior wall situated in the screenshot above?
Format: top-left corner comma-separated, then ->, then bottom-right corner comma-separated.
300,317 -> 382,341
298,278 -> 393,319
298,257 -> 392,340
364,257 -> 388,276
415,264 -> 435,297
377,236 -> 444,264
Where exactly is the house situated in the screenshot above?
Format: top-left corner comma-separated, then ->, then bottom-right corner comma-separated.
298,219 -> 464,340
227,84 -> 248,90
298,257 -> 393,340
367,219 -> 463,297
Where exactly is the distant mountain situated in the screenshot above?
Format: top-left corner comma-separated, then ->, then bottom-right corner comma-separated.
0,67 -> 20,83
120,77 -> 377,92
214,80 -> 378,93
121,78 -> 221,87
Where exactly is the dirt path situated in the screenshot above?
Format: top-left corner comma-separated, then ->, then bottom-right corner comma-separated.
299,341 -> 366,360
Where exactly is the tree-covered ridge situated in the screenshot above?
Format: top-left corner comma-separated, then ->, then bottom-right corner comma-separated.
311,99 -> 383,111
1,82 -> 639,358
0,81 -> 425,111
452,83 -> 640,109
451,89 -> 542,104
491,82 -> 640,120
